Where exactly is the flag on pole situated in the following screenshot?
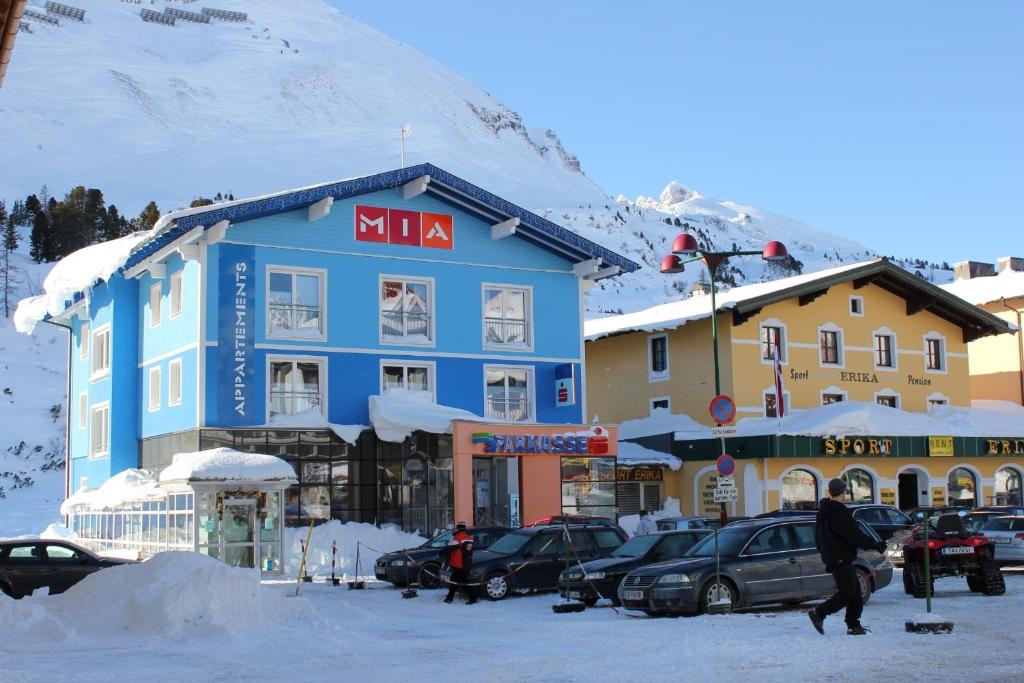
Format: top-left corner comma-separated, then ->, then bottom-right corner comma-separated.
773,337 -> 786,418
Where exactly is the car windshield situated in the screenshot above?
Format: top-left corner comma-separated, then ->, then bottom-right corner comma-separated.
484,531 -> 533,556
982,517 -> 1023,532
611,534 -> 661,558
425,530 -> 455,548
687,528 -> 751,557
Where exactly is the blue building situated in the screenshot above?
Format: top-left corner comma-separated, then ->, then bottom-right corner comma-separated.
56,165 -> 637,532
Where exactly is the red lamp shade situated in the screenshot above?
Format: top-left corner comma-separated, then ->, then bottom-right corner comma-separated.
671,232 -> 699,256
660,254 -> 685,274
762,240 -> 789,262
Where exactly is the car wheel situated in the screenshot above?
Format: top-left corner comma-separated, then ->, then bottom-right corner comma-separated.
582,597 -> 598,607
483,572 -> 511,600
0,581 -> 16,599
856,568 -> 872,604
418,563 -> 441,590
699,577 -> 737,613
978,557 -> 1006,596
642,609 -> 661,617
905,561 -> 930,599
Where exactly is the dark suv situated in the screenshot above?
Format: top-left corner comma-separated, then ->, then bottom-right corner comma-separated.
467,524 -> 628,600
374,526 -> 510,588
558,529 -> 710,605
618,517 -> 891,616
0,539 -> 134,598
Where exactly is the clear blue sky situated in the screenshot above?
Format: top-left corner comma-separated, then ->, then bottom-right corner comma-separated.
333,1 -> 1021,264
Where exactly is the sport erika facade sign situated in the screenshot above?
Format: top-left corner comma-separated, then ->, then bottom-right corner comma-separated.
354,205 -> 454,249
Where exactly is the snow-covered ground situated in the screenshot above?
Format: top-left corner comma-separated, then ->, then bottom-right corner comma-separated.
1,549 -> 1021,682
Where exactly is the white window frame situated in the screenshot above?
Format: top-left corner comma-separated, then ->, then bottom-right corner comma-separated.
89,402 -> 110,459
266,355 -> 328,422
926,391 -> 949,410
874,388 -> 900,409
80,322 -> 89,361
148,366 -> 161,412
149,282 -> 162,327
169,271 -> 184,319
90,324 -> 111,382
759,318 -> 788,365
266,266 -> 327,341
483,364 -> 536,423
78,392 -> 88,429
649,396 -> 671,414
820,385 -> 848,405
648,333 -> 669,382
817,323 -> 844,368
761,387 -> 791,418
380,359 -> 437,401
924,332 -> 947,374
78,476 -> 88,492
872,326 -> 898,372
379,274 -> 435,347
849,295 -> 864,317
481,283 -> 534,351
168,358 -> 183,406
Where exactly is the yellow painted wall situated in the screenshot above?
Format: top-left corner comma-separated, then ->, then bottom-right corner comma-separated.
967,296 -> 1024,404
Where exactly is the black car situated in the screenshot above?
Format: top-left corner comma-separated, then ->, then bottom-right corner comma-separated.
467,524 -> 629,600
558,529 -> 710,605
618,517 -> 892,616
755,509 -> 817,519
374,526 -> 510,589
978,505 -> 1024,517
0,539 -> 134,598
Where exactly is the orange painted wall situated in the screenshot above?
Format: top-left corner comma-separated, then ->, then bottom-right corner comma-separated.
450,422 -> 619,526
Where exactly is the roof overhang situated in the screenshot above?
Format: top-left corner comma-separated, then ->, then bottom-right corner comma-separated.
0,0 -> 26,89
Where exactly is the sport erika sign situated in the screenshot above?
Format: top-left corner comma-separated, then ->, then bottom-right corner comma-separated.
355,205 -> 453,249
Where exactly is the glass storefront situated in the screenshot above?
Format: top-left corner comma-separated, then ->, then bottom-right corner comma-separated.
842,468 -> 875,503
995,467 -> 1023,506
781,469 -> 818,510
948,467 -> 977,508
560,455 -> 616,519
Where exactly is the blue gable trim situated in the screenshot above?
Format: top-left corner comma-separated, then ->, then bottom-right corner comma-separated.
124,164 -> 639,274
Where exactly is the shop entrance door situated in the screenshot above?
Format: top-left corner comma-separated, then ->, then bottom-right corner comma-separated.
472,457 -> 520,527
897,472 -> 921,511
222,499 -> 257,569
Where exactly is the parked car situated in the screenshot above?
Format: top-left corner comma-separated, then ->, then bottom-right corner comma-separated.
558,529 -> 711,605
978,505 -> 1024,516
374,526 -> 510,588
907,506 -> 960,521
617,517 -> 891,616
754,509 -> 817,519
844,504 -> 916,567
981,516 -> 1024,565
525,515 -> 619,528
655,516 -> 715,531
467,524 -> 628,600
0,539 -> 135,598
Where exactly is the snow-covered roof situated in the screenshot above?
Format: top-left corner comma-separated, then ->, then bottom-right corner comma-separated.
159,448 -> 297,485
60,468 -> 164,515
368,389 -> 485,443
672,400 -> 1024,441
618,408 -> 710,440
585,258 -> 1012,341
941,268 -> 1024,306
617,441 -> 682,470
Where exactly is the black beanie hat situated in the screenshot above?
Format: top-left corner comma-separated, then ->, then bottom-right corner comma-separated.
828,478 -> 847,497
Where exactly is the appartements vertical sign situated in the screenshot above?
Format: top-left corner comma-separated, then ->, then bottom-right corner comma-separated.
218,244 -> 255,425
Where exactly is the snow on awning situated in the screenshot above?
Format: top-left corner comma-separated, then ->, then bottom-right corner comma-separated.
159,448 -> 297,485
369,389 -> 485,443
619,408 -> 711,440
60,468 -> 164,515
617,441 -> 682,470
264,409 -> 367,445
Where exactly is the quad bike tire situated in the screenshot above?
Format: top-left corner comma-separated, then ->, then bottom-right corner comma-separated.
905,560 -> 933,599
977,557 -> 1005,596
966,574 -> 984,593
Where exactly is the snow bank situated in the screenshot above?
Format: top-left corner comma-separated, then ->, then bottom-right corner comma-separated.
368,389 -> 484,442
266,409 -> 367,445
618,497 -> 683,536
941,267 -> 1024,306
618,441 -> 682,470
0,552 -> 316,642
283,521 -> 427,577
40,523 -> 77,540
619,408 -> 711,440
14,232 -> 150,334
60,468 -> 164,515
159,448 -> 297,484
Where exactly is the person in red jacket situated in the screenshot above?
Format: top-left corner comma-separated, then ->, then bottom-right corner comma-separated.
444,523 -> 477,604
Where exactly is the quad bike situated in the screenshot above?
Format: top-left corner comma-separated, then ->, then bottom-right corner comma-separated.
902,512 -> 1005,598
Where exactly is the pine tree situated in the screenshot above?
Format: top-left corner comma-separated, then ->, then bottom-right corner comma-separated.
0,201 -> 6,234
24,194 -> 40,218
190,197 -> 214,208
39,185 -> 51,216
104,205 -> 124,241
3,214 -> 17,252
136,201 -> 160,232
83,188 -> 106,244
30,210 -> 51,263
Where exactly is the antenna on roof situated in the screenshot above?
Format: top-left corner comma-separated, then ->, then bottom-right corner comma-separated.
400,124 -> 412,168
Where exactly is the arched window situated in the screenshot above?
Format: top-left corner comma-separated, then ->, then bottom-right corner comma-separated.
947,467 -> 977,508
781,469 -> 818,510
995,467 -> 1023,506
842,468 -> 874,504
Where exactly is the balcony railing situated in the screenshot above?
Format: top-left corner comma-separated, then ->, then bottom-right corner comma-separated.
269,391 -> 322,418
485,317 -> 529,346
268,303 -> 322,335
485,395 -> 531,423
381,310 -> 431,340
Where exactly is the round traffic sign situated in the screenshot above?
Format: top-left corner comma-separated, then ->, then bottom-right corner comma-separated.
709,394 -> 736,425
716,454 -> 736,476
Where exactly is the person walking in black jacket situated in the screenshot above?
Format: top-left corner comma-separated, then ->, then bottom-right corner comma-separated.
808,478 -> 886,635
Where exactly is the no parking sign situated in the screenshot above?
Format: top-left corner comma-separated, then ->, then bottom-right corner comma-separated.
708,394 -> 736,425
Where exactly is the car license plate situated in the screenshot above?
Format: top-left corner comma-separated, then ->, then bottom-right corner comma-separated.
624,590 -> 644,601
940,546 -> 974,555
568,591 -> 581,599
991,538 -> 1011,544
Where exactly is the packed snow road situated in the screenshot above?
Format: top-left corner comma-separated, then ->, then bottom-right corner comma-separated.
1,558 -> 1021,682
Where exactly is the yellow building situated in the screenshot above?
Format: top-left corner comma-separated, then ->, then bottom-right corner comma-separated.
942,257 -> 1024,406
587,259 -> 1022,515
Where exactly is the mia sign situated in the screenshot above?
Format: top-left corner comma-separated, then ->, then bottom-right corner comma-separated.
354,205 -> 453,249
